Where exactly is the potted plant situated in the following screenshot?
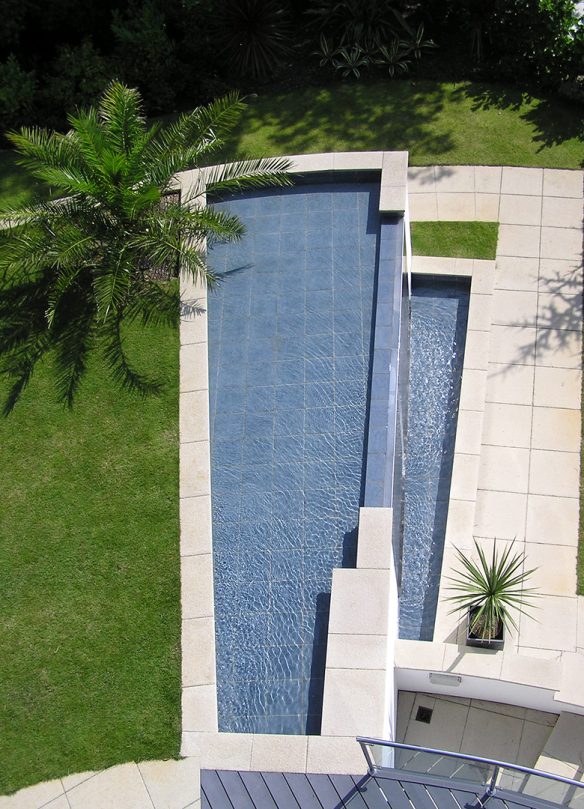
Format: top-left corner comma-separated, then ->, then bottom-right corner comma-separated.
446,540 -> 538,650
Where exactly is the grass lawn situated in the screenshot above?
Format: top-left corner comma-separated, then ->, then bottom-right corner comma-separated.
0,321 -> 180,794
223,81 -> 583,169
411,221 -> 499,259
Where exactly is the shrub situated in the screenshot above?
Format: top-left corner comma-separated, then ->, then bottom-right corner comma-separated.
42,40 -> 110,128
216,0 -> 293,80
0,55 -> 36,136
111,0 -> 179,112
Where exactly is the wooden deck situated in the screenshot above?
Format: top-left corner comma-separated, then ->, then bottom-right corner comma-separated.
201,769 -> 568,809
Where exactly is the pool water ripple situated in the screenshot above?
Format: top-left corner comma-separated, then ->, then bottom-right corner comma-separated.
399,278 -> 470,641
206,182 -> 382,734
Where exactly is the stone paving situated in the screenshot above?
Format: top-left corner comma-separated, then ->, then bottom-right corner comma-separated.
424,166 -> 584,659
2,162 -> 582,808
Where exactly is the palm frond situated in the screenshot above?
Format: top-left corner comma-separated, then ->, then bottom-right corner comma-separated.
97,81 -> 146,156
7,128 -> 86,194
101,315 -> 163,396
124,281 -> 180,328
201,156 -> 293,198
51,276 -> 96,407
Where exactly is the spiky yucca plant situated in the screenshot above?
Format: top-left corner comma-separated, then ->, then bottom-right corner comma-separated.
446,540 -> 538,640
0,82 -> 292,413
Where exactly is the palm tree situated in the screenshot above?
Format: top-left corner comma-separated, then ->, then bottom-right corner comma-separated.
0,81 -> 291,414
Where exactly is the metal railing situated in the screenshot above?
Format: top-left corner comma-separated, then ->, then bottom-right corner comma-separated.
357,738 -> 584,808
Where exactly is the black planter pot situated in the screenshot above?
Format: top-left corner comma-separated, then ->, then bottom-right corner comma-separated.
466,607 -> 504,650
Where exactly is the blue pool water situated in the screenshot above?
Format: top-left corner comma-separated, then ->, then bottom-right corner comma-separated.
207,181 -> 389,734
398,276 -> 470,641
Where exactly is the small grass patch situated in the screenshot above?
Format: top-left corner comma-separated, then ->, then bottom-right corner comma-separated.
0,149 -> 46,209
0,320 -> 180,794
411,221 -> 499,259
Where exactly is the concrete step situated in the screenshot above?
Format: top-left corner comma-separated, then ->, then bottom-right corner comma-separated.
524,712 -> 584,806
536,711 -> 584,781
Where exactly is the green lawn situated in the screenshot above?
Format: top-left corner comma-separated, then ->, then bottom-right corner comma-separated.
223,81 -> 583,169
411,221 -> 499,259
0,322 -> 180,794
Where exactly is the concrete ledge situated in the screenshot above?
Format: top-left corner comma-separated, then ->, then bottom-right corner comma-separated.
182,732 -> 253,768
180,732 -> 366,776
328,568 -> 390,636
181,554 -> 214,619
182,617 -> 216,687
180,495 -> 212,556
333,151 -> 383,171
356,507 -> 393,569
326,633 -> 388,670
286,153 -> 335,173
305,736 -> 366,774
321,668 -> 387,736
250,735 -> 308,772
380,151 -> 408,212
183,685 -> 218,732
179,441 -> 211,498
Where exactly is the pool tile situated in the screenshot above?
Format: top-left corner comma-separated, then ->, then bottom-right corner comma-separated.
207,182 -> 381,732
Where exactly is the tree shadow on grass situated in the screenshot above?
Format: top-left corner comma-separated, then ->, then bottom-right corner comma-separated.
224,81 -> 457,162
455,83 -> 584,162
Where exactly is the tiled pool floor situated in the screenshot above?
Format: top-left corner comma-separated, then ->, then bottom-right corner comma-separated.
207,182 -> 382,733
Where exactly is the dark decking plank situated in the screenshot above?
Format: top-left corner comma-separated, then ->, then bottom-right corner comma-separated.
308,773 -> 347,808
330,774 -> 369,808
351,776 -> 391,809
238,772 -> 279,809
201,770 -> 234,809
283,773 -> 325,809
401,781 -> 438,809
261,772 -> 301,807
478,798 -> 507,809
377,778 -> 413,809
450,788 -> 485,809
217,771 -> 255,809
426,784 -> 465,809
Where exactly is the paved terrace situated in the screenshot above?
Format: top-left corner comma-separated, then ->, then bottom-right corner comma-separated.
1,162 -> 582,808
397,166 -> 584,729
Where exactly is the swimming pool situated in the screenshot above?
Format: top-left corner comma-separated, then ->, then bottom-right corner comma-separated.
398,276 -> 470,641
207,180 -> 401,734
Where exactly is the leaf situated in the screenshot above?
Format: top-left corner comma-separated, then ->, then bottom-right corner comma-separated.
445,539 -> 539,637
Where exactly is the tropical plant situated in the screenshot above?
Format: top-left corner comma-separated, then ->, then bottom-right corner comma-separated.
0,81 -> 292,414
446,540 -> 538,640
331,44 -> 370,79
216,0 -> 292,79
307,0 -> 411,46
312,3 -> 436,82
